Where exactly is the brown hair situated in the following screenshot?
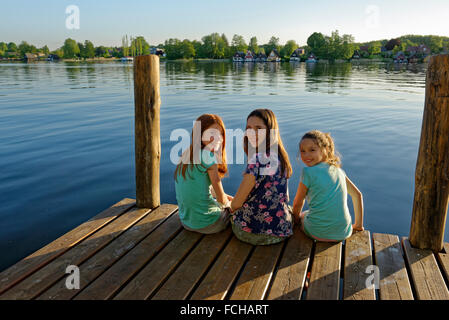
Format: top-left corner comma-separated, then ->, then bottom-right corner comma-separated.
244,109 -> 292,178
174,114 -> 228,182
300,130 -> 341,167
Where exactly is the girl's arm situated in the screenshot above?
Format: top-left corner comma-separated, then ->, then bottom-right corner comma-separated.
292,182 -> 308,223
229,174 -> 256,213
346,176 -> 364,231
207,164 -> 228,205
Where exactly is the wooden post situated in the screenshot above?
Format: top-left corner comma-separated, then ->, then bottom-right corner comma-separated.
134,55 -> 161,209
410,54 -> 449,252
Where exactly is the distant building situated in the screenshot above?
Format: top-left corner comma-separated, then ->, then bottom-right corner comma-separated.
267,49 -> 281,62
244,50 -> 255,62
150,47 -> 166,56
406,44 -> 431,56
232,51 -> 245,62
255,52 -> 267,62
24,53 -> 37,61
290,48 -> 304,61
352,50 -> 361,59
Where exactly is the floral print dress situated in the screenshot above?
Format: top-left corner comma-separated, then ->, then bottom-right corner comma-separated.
232,153 -> 293,240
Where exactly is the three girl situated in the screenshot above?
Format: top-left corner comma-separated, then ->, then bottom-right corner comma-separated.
174,111 -> 364,243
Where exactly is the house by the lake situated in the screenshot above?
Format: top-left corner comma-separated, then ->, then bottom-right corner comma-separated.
24,53 -> 37,62
406,44 -> 430,57
267,49 -> 281,62
232,51 -> 245,62
290,48 -> 305,61
244,50 -> 255,62
351,50 -> 361,59
254,52 -> 267,62
394,51 -> 407,63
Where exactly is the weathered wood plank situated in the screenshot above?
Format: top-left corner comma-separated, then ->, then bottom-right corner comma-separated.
267,229 -> 313,300
306,241 -> 342,300
36,204 -> 178,300
402,237 -> 449,300
151,228 -> 233,300
0,198 -> 135,295
113,230 -> 203,300
74,212 -> 183,300
0,204 -> 151,300
229,241 -> 284,300
190,236 -> 253,300
373,233 -> 413,300
436,243 -> 449,289
343,231 -> 375,300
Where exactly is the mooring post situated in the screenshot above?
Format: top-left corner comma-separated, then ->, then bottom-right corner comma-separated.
409,54 -> 449,252
134,55 -> 161,209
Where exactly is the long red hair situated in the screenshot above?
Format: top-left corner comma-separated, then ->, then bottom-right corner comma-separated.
174,114 -> 228,181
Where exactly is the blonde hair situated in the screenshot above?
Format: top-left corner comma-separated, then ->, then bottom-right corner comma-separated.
300,130 -> 341,167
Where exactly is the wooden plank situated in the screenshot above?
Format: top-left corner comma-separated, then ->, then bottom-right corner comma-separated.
151,228 -> 233,300
436,242 -> 449,290
73,212 -> 183,300
0,198 -> 135,295
402,237 -> 449,300
229,241 -> 284,300
190,236 -> 253,300
306,241 -> 342,300
114,230 -> 203,300
373,233 -> 413,300
0,204 -> 150,300
267,229 -> 314,300
343,231 -> 375,300
36,204 -> 178,300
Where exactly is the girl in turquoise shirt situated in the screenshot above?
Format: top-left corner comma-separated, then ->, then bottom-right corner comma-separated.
174,114 -> 233,234
292,130 -> 364,242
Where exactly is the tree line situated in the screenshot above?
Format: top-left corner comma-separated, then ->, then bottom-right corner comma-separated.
1,32 -> 448,61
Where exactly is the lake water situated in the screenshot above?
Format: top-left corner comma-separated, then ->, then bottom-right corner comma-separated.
0,60 -> 447,272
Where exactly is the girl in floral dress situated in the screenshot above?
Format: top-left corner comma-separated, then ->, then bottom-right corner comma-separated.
230,109 -> 294,245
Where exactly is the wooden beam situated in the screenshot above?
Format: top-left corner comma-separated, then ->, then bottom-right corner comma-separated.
409,54 -> 449,252
134,55 -> 161,209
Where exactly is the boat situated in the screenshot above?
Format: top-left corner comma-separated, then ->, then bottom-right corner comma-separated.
121,56 -> 133,62
306,54 -> 317,63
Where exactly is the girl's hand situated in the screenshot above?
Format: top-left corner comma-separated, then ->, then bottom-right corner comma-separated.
226,194 -> 234,201
352,224 -> 364,232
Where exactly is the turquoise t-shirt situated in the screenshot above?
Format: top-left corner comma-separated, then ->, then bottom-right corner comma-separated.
174,149 -> 222,229
301,162 -> 352,241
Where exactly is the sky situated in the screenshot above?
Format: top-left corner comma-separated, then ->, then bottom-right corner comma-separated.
1,0 -> 449,50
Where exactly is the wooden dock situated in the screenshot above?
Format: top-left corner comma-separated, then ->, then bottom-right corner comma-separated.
1,198 -> 448,300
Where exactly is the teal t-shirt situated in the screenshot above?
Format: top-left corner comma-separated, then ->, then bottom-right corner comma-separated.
174,149 -> 222,229
301,162 -> 352,241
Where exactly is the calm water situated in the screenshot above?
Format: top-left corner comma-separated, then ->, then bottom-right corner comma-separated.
0,60 -> 446,272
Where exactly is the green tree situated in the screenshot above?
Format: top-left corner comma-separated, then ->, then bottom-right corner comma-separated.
307,32 -> 326,57
180,39 -> 195,59
0,42 -> 7,57
202,33 -> 226,58
84,40 -> 95,58
248,37 -> 259,54
62,38 -> 80,58
18,41 -> 31,57
368,41 -> 382,56
265,36 -> 280,55
41,45 -> 50,55
231,34 -> 247,54
131,36 -> 150,56
281,40 -> 298,58
7,42 -> 17,52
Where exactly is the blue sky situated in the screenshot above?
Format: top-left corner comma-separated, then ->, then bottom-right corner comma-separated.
2,0 -> 449,50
